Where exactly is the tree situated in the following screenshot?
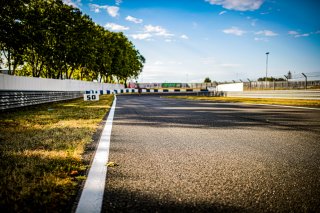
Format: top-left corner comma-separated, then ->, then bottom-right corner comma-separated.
257,77 -> 285,81
0,0 -> 30,75
0,0 -> 145,82
204,77 -> 211,83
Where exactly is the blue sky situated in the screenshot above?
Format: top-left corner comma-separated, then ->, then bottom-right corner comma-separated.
64,0 -> 320,82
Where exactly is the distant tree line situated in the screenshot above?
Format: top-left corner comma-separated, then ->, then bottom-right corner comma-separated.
257,77 -> 286,82
0,0 -> 145,86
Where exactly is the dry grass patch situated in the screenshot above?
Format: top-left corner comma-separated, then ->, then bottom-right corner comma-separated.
0,95 -> 113,212
166,96 -> 320,108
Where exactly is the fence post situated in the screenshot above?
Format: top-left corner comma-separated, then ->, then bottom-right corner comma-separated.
273,79 -> 275,90
302,73 -> 307,90
247,79 -> 251,91
284,75 -> 289,89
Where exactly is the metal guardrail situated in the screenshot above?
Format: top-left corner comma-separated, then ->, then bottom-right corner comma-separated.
0,91 -> 83,110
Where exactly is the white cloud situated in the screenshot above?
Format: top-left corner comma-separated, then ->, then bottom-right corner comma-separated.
63,0 -> 82,8
288,30 -> 313,38
205,0 -> 264,11
288,31 -> 299,35
180,34 -> 189,39
126,16 -> 143,24
115,0 -> 122,5
219,11 -> 227,15
295,33 -> 309,38
223,27 -> 246,36
131,33 -> 152,40
144,25 -> 174,37
89,4 -> 105,13
165,39 -> 172,42
255,30 -> 278,36
89,4 -> 119,17
107,6 -> 120,17
105,23 -> 129,31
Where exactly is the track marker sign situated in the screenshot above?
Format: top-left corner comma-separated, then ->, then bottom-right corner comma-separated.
84,94 -> 99,101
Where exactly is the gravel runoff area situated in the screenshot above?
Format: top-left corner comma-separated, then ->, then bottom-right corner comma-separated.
102,95 -> 320,212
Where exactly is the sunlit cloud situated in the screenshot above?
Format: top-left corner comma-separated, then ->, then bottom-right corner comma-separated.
126,16 -> 143,24
205,0 -> 264,11
131,33 -> 152,40
295,33 -> 309,38
288,31 -> 312,38
89,4 -> 119,17
288,30 -> 299,35
115,0 -> 122,6
219,11 -> 227,15
180,34 -> 189,39
255,30 -> 278,36
107,6 -> 120,17
223,27 -> 246,36
144,25 -> 174,37
104,23 -> 129,31
63,0 -> 82,8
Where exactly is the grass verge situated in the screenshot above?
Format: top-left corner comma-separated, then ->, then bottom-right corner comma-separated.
166,96 -> 320,108
0,95 -> 114,212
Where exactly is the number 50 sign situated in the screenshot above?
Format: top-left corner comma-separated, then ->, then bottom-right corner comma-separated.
84,94 -> 100,101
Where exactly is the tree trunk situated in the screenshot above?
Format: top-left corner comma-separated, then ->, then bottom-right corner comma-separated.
124,78 -> 128,88
8,50 -> 11,75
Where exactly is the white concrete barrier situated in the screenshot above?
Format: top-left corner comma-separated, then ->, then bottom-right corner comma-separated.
0,74 -> 124,91
217,83 -> 243,92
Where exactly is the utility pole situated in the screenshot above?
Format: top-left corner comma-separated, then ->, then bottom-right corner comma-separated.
265,52 -> 269,81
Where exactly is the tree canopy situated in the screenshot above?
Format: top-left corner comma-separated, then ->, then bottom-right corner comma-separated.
0,0 -> 145,84
204,77 -> 211,83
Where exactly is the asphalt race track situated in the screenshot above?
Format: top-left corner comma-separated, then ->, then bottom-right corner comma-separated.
102,95 -> 320,212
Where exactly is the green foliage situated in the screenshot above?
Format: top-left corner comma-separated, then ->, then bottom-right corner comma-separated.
204,77 -> 211,83
0,0 -> 145,85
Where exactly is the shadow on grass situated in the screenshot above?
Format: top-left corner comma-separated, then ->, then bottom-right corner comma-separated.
0,152 -> 84,213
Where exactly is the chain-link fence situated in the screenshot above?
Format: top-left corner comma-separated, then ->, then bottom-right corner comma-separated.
243,72 -> 320,90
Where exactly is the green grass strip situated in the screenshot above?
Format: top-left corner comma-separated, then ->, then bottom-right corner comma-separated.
0,95 -> 114,212
166,96 -> 320,108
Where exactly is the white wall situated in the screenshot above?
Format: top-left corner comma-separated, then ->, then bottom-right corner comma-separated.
0,74 -> 124,91
216,83 -> 243,92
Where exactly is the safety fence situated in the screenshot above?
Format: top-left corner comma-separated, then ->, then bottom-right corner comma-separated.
0,91 -> 82,110
244,80 -> 320,90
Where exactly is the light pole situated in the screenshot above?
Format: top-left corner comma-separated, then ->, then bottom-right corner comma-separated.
265,52 -> 270,81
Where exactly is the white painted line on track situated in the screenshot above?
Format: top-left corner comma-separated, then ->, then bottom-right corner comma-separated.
76,95 -> 117,213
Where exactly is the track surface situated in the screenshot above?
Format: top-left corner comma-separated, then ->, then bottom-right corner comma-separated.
103,95 -> 320,212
